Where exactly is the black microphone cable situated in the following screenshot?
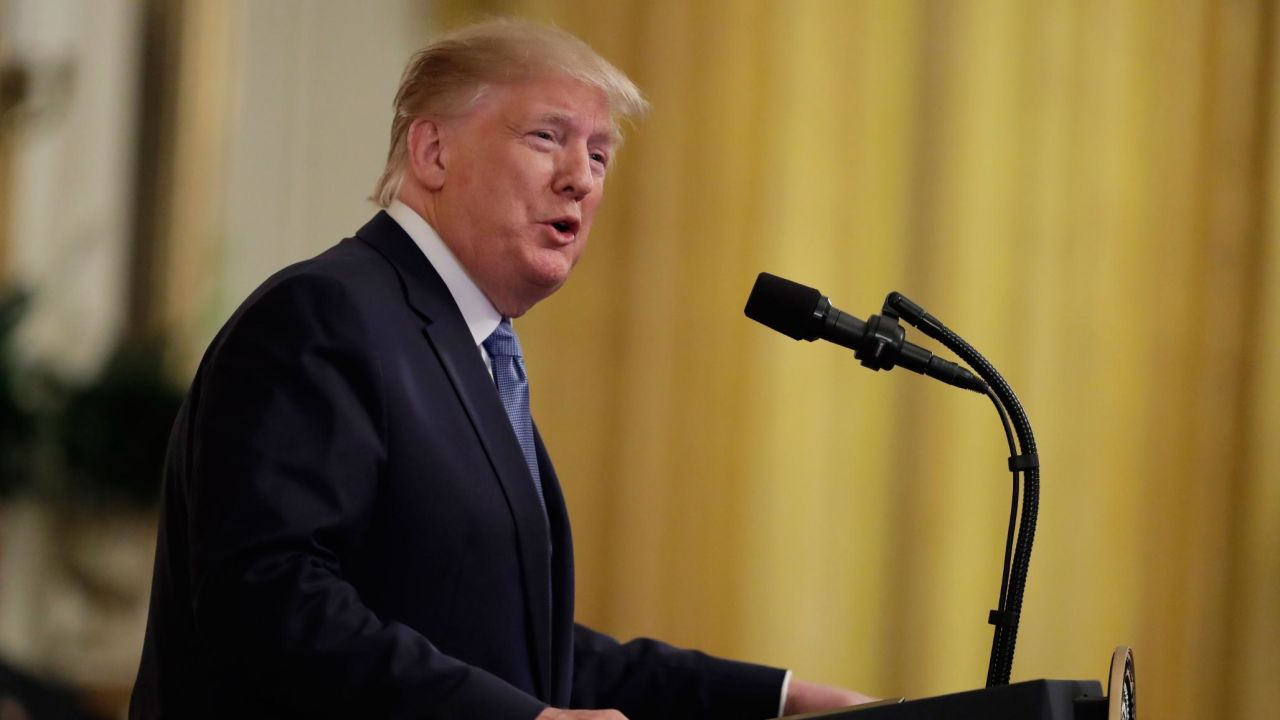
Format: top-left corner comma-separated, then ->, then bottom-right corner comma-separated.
985,383 -> 1021,679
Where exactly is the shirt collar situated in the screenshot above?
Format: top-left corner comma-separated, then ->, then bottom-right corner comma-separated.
386,199 -> 502,347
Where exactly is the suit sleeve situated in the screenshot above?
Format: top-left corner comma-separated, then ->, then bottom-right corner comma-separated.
570,623 -> 786,720
186,272 -> 545,720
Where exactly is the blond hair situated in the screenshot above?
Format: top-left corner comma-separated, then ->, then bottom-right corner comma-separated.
371,18 -> 649,208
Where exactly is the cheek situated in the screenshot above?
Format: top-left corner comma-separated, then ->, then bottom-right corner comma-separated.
581,184 -> 604,220
578,199 -> 603,241
575,221 -> 594,249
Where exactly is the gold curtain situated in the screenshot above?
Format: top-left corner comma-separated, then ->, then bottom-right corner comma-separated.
440,1 -> 1280,718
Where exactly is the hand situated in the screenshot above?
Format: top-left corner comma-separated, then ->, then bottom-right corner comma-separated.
536,708 -> 629,720
784,678 -> 878,715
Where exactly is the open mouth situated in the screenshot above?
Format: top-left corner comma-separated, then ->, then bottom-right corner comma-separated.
547,218 -> 580,239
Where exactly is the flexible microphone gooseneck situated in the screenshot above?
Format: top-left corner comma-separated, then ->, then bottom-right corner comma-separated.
883,291 -> 1038,688
743,273 -> 987,394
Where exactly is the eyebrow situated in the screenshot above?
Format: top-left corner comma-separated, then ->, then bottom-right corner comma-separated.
535,111 -> 621,147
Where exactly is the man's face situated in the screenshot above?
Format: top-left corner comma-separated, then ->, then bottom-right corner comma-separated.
432,75 -> 617,317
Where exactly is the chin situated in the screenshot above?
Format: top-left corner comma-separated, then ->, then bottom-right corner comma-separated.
527,253 -> 576,288
500,250 -> 573,310
530,274 -> 569,302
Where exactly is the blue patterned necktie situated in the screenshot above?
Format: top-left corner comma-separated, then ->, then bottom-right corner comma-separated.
482,318 -> 545,510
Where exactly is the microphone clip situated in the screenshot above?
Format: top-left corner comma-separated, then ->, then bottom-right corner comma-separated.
853,313 -> 908,373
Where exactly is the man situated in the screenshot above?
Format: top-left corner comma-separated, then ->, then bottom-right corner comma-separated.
131,19 -> 871,719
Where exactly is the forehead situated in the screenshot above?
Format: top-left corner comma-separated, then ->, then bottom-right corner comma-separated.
485,76 -> 620,145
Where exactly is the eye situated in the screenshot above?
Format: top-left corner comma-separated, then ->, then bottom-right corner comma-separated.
589,151 -> 609,168
530,129 -> 557,143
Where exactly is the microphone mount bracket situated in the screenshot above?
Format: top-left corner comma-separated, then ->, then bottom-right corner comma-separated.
852,313 -> 907,373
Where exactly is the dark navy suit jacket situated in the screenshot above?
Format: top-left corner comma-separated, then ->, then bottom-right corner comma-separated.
130,212 -> 785,719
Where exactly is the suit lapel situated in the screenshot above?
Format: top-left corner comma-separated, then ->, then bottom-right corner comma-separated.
355,212 -> 554,699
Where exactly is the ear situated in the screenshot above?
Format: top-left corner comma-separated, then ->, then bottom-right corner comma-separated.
407,118 -> 447,191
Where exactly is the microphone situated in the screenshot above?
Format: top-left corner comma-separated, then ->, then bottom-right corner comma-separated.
744,272 -> 987,393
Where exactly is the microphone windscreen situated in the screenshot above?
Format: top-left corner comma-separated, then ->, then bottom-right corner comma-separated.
744,272 -> 823,341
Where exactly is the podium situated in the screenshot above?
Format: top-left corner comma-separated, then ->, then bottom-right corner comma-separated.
783,647 -> 1136,720
784,679 -> 1107,720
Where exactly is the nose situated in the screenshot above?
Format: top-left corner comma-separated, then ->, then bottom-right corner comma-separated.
553,147 -> 596,201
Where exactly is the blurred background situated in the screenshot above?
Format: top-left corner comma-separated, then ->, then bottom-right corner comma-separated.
1,0 -> 1277,718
